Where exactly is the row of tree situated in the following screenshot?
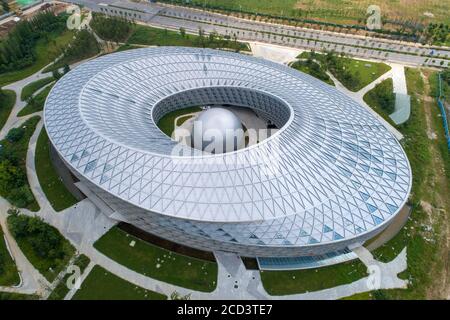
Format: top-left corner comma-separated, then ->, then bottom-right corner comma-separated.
0,11 -> 66,73
1,0 -> 9,13
90,13 -> 134,43
0,116 -> 40,208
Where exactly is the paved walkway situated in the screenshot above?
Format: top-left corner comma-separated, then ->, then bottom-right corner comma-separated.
250,42 -> 304,65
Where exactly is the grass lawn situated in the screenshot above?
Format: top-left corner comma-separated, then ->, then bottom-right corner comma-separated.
18,84 -> 54,117
7,214 -> 75,283
0,226 -> 20,286
260,260 -> 368,295
157,106 -> 202,137
0,116 -> 40,211
0,292 -> 39,300
0,90 -> 16,131
35,128 -> 78,212
48,254 -> 91,300
290,59 -> 334,86
298,52 -> 391,91
341,291 -> 373,300
94,227 -> 218,292
72,265 -> 167,300
127,25 -> 249,51
20,77 -> 55,101
0,30 -> 75,87
368,68 -> 450,299
332,57 -> 391,91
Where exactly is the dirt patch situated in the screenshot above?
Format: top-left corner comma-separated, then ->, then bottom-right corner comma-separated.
427,130 -> 437,140
420,200 -> 434,215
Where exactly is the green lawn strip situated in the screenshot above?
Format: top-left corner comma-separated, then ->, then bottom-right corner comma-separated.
94,227 -> 217,292
0,30 -> 75,87
115,44 -> 143,52
340,291 -> 373,300
20,77 -> 55,101
72,265 -> 167,300
48,254 -> 91,300
0,116 -> 40,211
0,225 -> 20,286
0,90 -> 16,131
290,59 -> 334,86
157,106 -> 202,137
330,56 -> 391,91
370,68 -> 450,299
260,259 -> 368,295
0,292 -> 39,300
7,212 -> 75,283
371,68 -> 429,264
363,78 -> 397,126
18,84 -> 54,117
127,25 -> 249,51
35,128 -> 78,212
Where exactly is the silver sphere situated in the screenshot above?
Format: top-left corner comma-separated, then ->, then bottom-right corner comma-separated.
192,107 -> 245,153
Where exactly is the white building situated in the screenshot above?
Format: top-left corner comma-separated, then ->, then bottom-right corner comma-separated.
44,47 -> 411,269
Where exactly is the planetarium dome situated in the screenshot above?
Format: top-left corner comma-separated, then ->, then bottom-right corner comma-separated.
192,107 -> 245,153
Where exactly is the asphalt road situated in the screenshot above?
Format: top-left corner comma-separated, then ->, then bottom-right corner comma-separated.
64,0 -> 450,68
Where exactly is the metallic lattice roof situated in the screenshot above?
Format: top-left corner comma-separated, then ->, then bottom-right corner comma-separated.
44,47 -> 411,246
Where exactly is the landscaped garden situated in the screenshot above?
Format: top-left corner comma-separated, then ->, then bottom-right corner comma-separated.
94,226 -> 218,292
363,78 -> 396,124
7,209 -> 75,282
20,77 -> 55,102
34,128 -> 78,212
0,116 -> 40,211
18,84 -> 54,117
298,51 -> 391,91
290,58 -> 334,85
72,265 -> 167,300
0,225 -> 20,286
0,12 -> 75,86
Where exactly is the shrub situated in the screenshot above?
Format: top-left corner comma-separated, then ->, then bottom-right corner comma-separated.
8,212 -> 63,260
8,186 -> 35,208
6,127 -> 25,142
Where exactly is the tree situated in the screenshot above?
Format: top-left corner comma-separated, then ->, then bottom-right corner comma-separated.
1,0 -> 9,12
0,160 -> 26,196
198,27 -> 205,47
63,64 -> 70,74
26,95 -> 37,109
52,69 -> 62,80
6,127 -> 25,142
179,27 -> 186,38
